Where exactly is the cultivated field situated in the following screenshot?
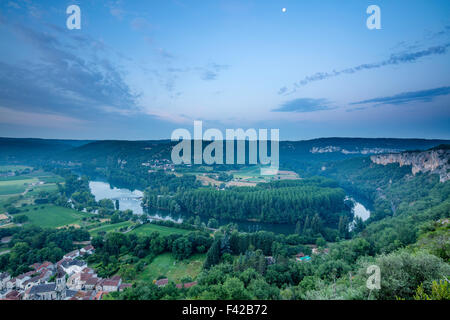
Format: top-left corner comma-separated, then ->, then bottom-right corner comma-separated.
130,223 -> 192,236
136,252 -> 205,283
0,178 -> 37,195
18,204 -> 92,228
88,221 -> 136,236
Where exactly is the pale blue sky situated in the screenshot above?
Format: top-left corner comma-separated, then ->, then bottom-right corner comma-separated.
0,0 -> 449,140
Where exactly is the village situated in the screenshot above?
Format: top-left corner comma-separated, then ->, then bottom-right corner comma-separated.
0,244 -> 133,300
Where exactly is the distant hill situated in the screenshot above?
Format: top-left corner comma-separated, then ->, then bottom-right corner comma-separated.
59,140 -> 173,166
0,137 -> 92,163
0,136 -> 448,166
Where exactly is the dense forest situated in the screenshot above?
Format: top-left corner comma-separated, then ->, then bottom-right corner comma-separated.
143,178 -> 351,230
0,139 -> 448,301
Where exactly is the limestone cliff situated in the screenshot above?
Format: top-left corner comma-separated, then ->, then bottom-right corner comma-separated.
370,147 -> 450,182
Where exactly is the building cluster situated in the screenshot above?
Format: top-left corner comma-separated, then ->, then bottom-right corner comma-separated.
0,244 -> 132,300
0,213 -> 11,226
295,245 -> 330,262
141,159 -> 174,172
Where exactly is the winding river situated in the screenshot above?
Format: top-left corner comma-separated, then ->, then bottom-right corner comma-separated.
89,180 -> 371,235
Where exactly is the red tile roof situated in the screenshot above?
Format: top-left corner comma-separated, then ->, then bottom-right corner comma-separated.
81,267 -> 94,274
119,283 -> 132,290
101,279 -> 120,287
94,291 -> 106,300
155,278 -> 169,286
85,277 -> 99,285
16,271 -> 34,280
30,263 -> 41,270
5,290 -> 21,300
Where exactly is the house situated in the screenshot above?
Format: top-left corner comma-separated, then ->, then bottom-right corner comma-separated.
55,267 -> 66,291
0,236 -> 12,244
69,290 -> 96,300
119,283 -> 132,292
67,273 -> 82,290
94,291 -> 106,300
0,272 -> 11,290
97,277 -> 122,292
175,281 -> 197,289
265,256 -> 276,265
30,263 -> 41,271
0,213 -> 9,224
24,283 -> 57,300
36,261 -> 55,273
73,271 -> 100,290
60,259 -> 87,276
154,278 -> 168,287
63,249 -> 80,260
80,245 -> 95,255
84,277 -> 99,290
63,289 -> 78,300
57,257 -> 71,267
37,269 -> 54,284
312,247 -> 329,255
81,267 -> 95,274
296,255 -> 311,262
6,278 -> 15,290
23,275 -> 42,290
5,290 -> 21,300
16,271 -> 34,289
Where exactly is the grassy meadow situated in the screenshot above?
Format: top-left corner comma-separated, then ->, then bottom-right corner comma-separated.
136,252 -> 206,283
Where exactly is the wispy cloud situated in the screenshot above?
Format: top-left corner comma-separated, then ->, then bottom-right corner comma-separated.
0,19 -> 141,121
198,63 -> 230,81
281,44 -> 450,94
279,30 -> 450,95
272,98 -> 335,113
350,86 -> 450,106
130,17 -> 153,32
107,1 -> 126,20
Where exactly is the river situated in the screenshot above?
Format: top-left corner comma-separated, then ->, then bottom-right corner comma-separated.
89,181 -> 371,235
89,181 -> 144,215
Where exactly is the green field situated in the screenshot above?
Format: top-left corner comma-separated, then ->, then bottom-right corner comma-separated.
26,183 -> 59,196
0,178 -> 37,195
18,204 -> 92,228
130,223 -> 192,236
88,221 -> 135,236
0,175 -> 34,182
136,252 -> 206,283
0,165 -> 32,172
37,175 -> 65,184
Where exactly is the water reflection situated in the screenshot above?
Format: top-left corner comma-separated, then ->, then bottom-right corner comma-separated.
90,180 -> 371,235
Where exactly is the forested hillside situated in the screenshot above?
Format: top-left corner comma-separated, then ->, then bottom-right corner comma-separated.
146,178 -> 349,226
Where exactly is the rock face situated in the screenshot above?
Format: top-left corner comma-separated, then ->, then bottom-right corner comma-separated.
310,146 -> 402,155
370,148 -> 450,182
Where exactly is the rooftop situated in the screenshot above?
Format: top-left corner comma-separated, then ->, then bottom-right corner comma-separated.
155,278 -> 168,286
0,272 -> 10,280
29,283 -> 56,294
61,259 -> 86,269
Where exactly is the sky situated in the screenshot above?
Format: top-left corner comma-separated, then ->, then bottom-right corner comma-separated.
0,0 -> 449,141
